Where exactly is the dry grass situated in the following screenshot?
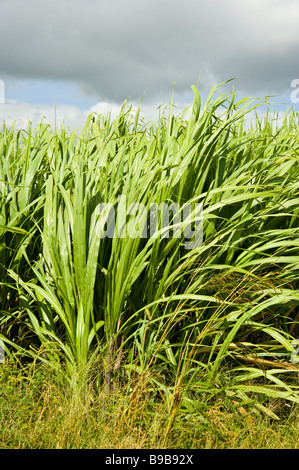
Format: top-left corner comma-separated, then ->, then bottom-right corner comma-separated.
0,358 -> 298,449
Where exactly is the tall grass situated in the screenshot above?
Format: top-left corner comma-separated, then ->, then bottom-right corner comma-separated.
1,81 -> 299,435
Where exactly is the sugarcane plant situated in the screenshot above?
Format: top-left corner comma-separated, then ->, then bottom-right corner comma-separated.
0,81 -> 298,425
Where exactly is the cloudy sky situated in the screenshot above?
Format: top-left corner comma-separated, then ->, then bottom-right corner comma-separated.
0,0 -> 299,129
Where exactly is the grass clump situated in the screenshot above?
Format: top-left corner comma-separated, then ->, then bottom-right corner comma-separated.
0,80 -> 299,447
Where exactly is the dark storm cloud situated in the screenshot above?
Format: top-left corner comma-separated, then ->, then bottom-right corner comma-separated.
0,0 -> 298,103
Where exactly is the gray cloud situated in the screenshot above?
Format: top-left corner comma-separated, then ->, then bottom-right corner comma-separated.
0,0 -> 298,103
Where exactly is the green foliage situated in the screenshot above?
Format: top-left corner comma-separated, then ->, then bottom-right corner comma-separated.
0,82 -> 299,432
0,358 -> 298,449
